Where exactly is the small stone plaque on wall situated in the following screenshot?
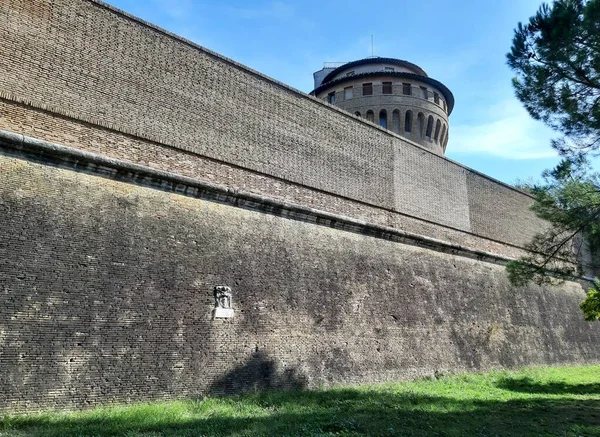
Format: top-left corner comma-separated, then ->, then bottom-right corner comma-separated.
214,285 -> 234,318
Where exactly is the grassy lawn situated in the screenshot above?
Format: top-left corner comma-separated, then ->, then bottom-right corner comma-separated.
1,365 -> 599,436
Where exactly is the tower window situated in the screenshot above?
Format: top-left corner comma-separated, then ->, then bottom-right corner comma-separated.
327,92 -> 336,104
441,124 -> 447,149
426,115 -> 434,139
434,92 -> 440,104
434,119 -> 442,142
344,86 -> 353,100
379,109 -> 388,129
417,113 -> 425,138
402,83 -> 411,95
346,70 -> 355,77
366,110 -> 374,122
363,83 -> 373,96
382,82 -> 392,94
420,86 -> 427,99
392,109 -> 401,134
405,110 -> 413,132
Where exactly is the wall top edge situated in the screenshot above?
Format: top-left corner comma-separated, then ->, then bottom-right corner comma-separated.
0,128 -> 518,265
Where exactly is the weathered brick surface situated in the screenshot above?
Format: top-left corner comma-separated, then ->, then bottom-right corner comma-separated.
467,172 -> 544,246
1,0 -> 395,207
394,146 -> 471,230
1,151 -> 599,412
0,99 -> 535,259
0,0 -> 547,252
0,0 -> 594,415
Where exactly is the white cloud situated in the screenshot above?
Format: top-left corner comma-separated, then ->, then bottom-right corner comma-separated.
449,98 -> 558,160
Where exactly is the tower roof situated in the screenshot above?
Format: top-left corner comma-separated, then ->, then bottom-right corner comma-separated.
321,57 -> 428,84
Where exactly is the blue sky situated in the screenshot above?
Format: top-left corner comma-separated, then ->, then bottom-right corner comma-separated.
106,0 -> 562,185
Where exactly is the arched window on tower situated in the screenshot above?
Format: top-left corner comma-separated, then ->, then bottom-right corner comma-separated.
434,119 -> 441,143
355,111 -> 361,117
442,129 -> 450,152
392,110 -> 401,134
440,124 -> 447,147
425,115 -> 434,140
404,110 -> 413,133
366,110 -> 374,122
379,109 -> 388,129
417,113 -> 425,139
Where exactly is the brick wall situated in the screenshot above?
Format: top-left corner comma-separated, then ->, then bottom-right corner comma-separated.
1,148 -> 598,412
0,0 -> 547,253
1,0 -> 597,415
0,100 -> 535,259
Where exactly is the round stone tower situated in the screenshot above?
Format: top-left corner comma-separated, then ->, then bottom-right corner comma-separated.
311,57 -> 454,155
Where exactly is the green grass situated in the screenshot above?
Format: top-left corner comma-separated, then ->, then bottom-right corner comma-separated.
1,365 -> 599,436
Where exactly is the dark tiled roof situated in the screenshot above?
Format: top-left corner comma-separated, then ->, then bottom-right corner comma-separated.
321,58 -> 428,84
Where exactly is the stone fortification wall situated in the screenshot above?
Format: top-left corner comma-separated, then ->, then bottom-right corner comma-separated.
1,0 -> 598,416
1,134 -> 599,412
0,0 -> 546,253
0,101 -> 535,260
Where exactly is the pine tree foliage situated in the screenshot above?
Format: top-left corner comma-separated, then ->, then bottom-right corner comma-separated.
580,279 -> 600,320
507,0 -> 600,156
507,1 -> 600,321
506,159 -> 600,320
506,159 -> 600,284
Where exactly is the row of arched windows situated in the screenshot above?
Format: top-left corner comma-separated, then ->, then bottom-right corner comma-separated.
356,109 -> 447,147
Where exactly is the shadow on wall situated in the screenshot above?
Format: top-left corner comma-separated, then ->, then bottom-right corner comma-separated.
208,350 -> 308,395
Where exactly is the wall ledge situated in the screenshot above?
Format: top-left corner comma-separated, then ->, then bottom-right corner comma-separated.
0,128 -> 516,265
